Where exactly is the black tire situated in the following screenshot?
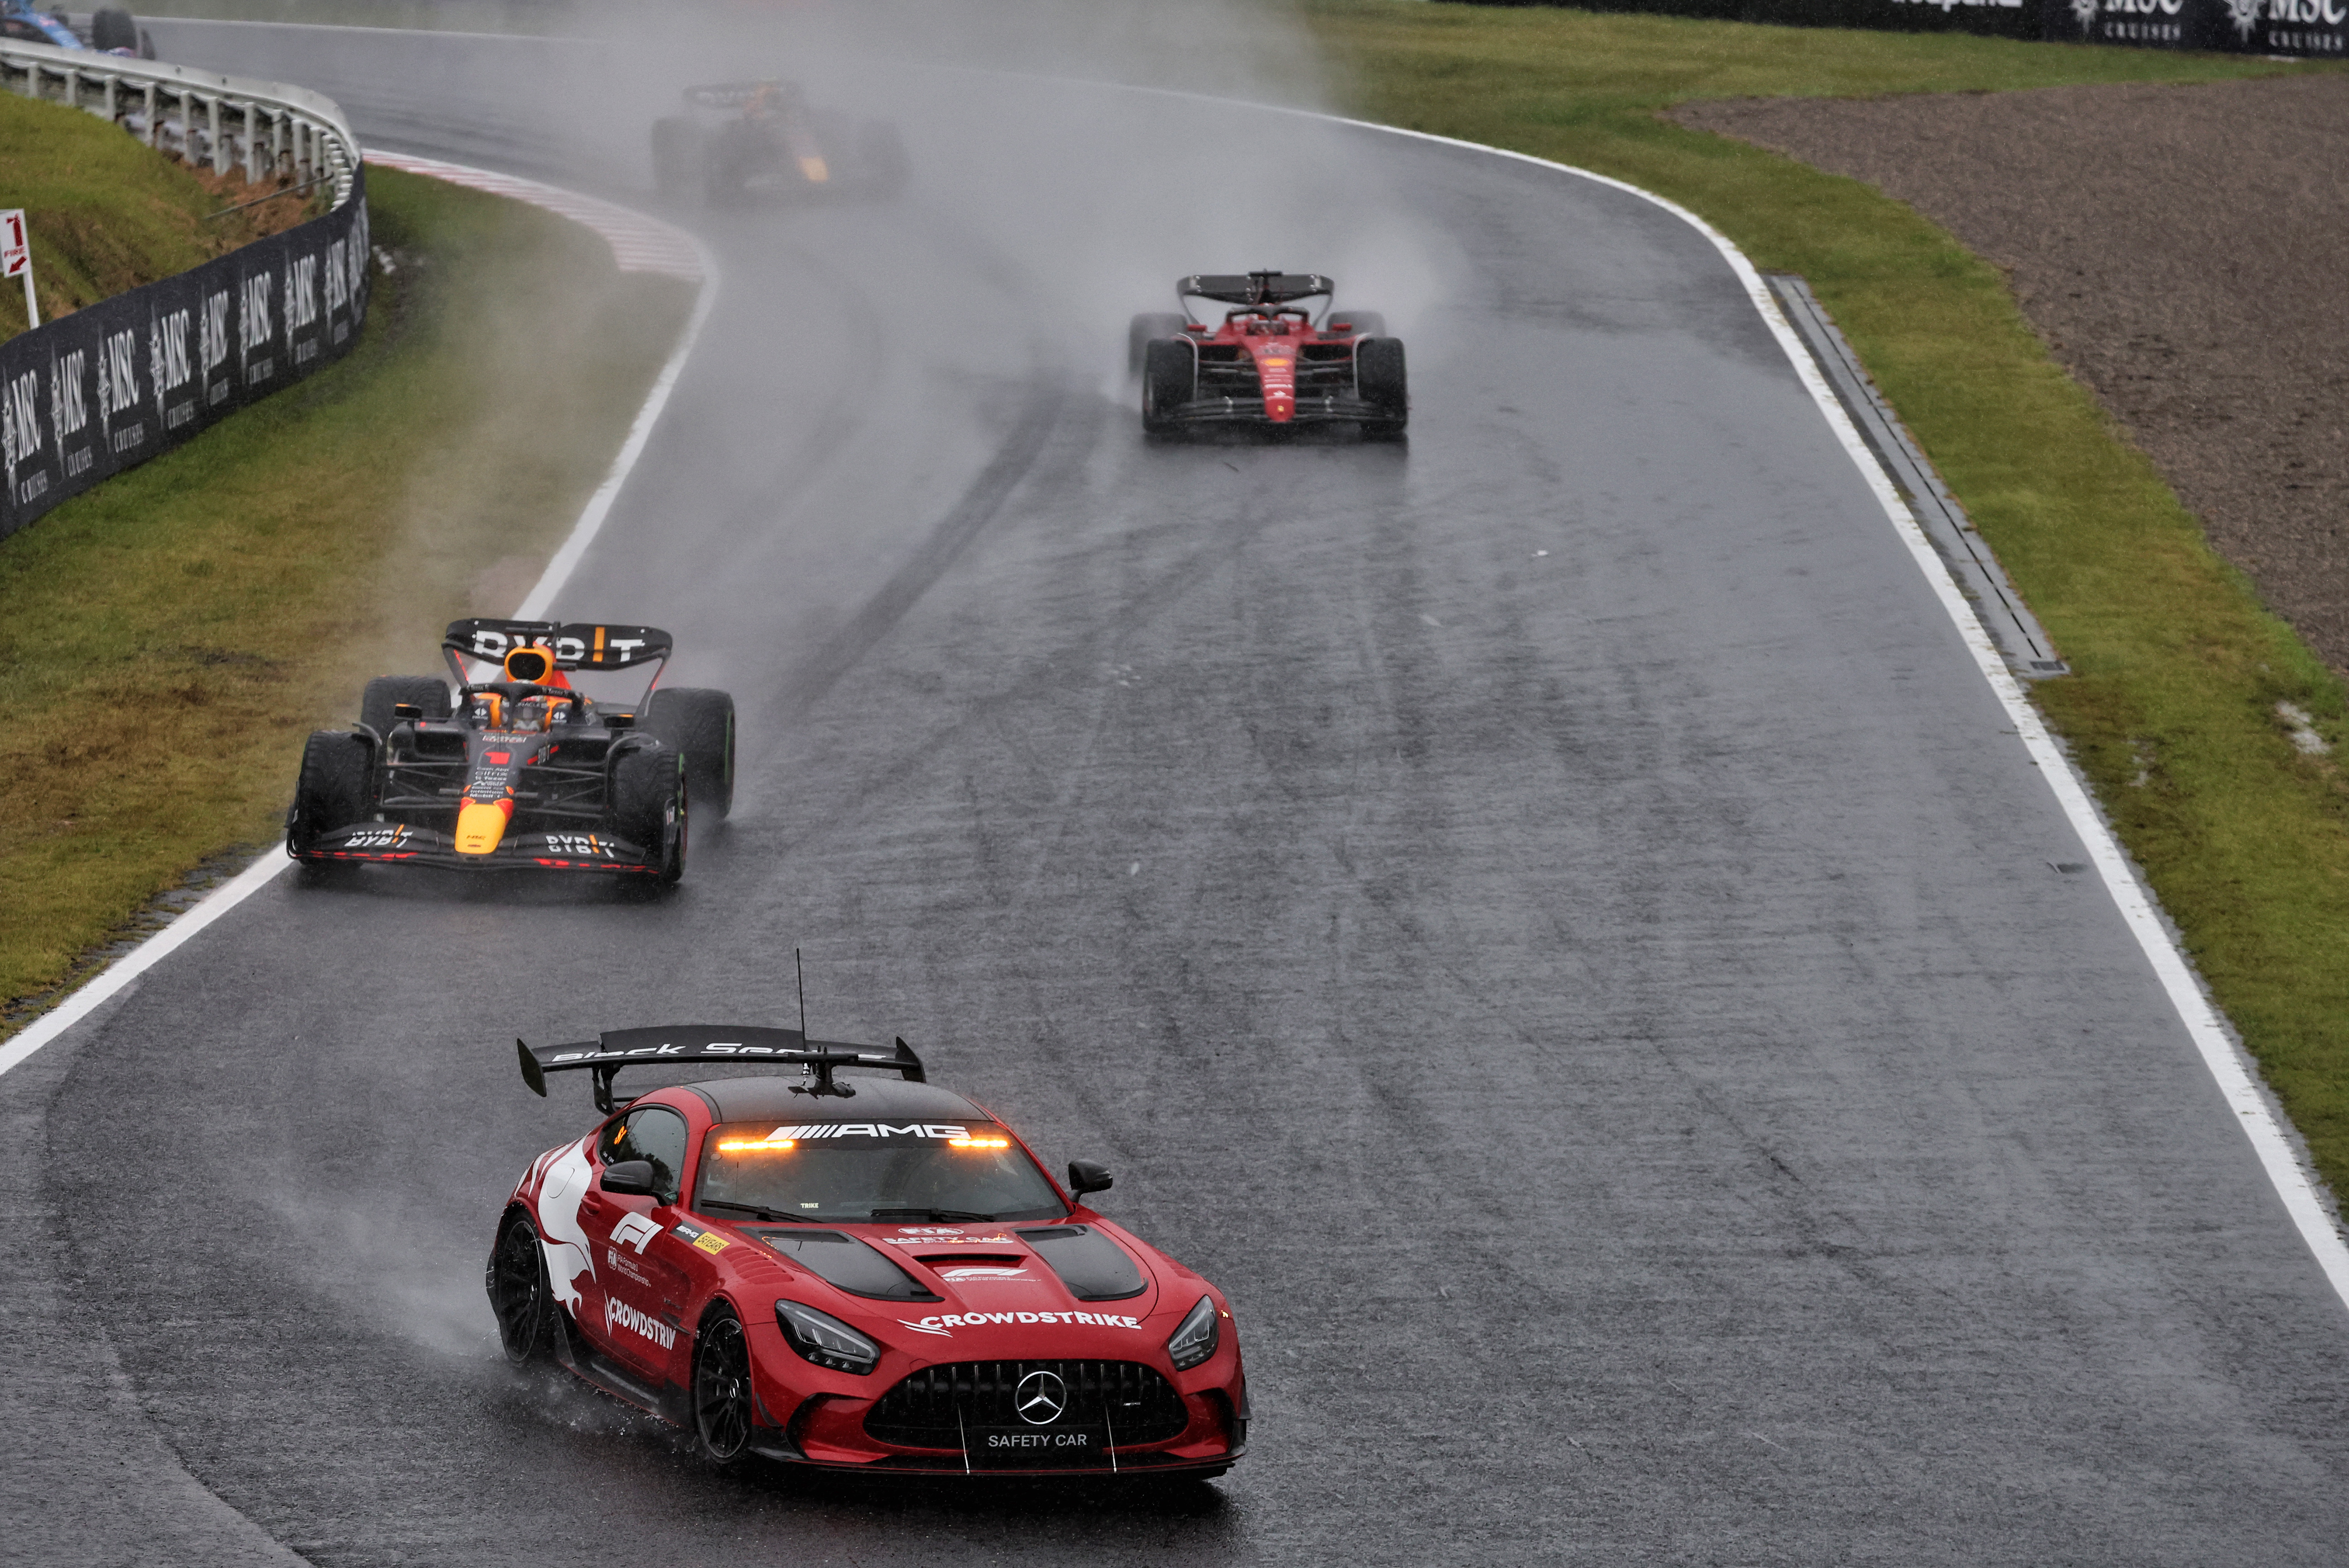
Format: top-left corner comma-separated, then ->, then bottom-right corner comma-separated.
358,675 -> 452,736
1141,337 -> 1194,436
1129,313 -> 1187,376
287,730 -> 370,853
1328,309 -> 1386,338
90,6 -> 135,51
612,743 -> 687,884
487,1212 -> 554,1365
693,1305 -> 756,1465
1355,336 -> 1408,439
645,687 -> 735,820
651,117 -> 705,207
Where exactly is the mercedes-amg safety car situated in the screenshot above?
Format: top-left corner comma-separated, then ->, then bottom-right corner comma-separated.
650,81 -> 907,206
285,618 -> 735,884
487,1026 -> 1248,1478
1131,271 -> 1406,439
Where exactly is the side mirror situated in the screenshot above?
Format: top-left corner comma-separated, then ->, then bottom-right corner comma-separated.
392,703 -> 424,721
602,1159 -> 657,1197
604,711 -> 635,730
1067,1159 -> 1113,1198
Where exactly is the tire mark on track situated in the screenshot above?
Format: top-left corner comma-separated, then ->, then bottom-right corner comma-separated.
773,376 -> 1067,719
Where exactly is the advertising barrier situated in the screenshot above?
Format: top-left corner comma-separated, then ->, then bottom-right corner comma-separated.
0,167 -> 370,542
1453,0 -> 2348,51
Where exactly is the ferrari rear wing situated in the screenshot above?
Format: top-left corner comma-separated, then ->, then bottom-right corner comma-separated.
516,1024 -> 926,1111
1180,271 -> 1333,307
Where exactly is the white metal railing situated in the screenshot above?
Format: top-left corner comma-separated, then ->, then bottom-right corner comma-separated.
0,39 -> 359,209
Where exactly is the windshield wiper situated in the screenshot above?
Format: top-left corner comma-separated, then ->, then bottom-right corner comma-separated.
865,1206 -> 997,1222
697,1199 -> 810,1223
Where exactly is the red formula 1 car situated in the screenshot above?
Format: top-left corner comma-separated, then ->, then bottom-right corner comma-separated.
1130,270 -> 1406,439
487,1026 -> 1249,1479
286,618 -> 734,884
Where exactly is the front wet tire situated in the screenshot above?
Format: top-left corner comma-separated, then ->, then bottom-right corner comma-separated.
489,1212 -> 554,1365
693,1306 -> 756,1465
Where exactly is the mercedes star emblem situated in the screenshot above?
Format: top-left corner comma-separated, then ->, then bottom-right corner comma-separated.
1015,1370 -> 1068,1425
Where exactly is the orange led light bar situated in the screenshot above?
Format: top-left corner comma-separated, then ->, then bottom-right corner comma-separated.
716,1138 -> 798,1153
948,1136 -> 1010,1149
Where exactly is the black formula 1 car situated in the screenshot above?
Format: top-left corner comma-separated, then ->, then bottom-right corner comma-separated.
1131,271 -> 1406,439
285,618 -> 736,884
491,1026 -> 1249,1478
651,81 -> 908,207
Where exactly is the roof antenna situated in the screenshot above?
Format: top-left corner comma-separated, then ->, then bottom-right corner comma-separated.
787,948 -> 857,1098
796,946 -> 807,1043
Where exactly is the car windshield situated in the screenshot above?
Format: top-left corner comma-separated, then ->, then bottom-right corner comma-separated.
693,1119 -> 1067,1224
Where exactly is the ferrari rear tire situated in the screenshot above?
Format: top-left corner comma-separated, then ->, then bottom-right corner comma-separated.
692,1306 -> 756,1465
489,1212 -> 554,1365
1129,313 -> 1186,376
645,687 -> 735,820
613,743 -> 687,884
1141,338 -> 1194,436
1355,336 -> 1408,440
287,730 -> 370,853
358,675 -> 452,736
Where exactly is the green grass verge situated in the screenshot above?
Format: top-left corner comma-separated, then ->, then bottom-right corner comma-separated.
1304,1 -> 2349,1200
0,87 -> 307,335
0,165 -> 691,1021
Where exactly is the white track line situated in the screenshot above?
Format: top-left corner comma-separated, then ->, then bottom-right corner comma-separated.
1293,108 -> 2349,1310
0,160 -> 717,1081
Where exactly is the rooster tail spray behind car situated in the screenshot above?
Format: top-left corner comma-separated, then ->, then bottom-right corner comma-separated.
487,1025 -> 1249,1477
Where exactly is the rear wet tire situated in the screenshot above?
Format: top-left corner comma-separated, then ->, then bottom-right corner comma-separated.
693,1306 -> 756,1465
489,1213 -> 554,1365
1129,313 -> 1187,376
90,6 -> 136,50
359,675 -> 452,736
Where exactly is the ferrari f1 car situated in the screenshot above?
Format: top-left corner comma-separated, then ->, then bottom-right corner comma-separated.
488,1026 -> 1249,1478
285,618 -> 736,884
651,81 -> 908,207
1131,271 -> 1406,439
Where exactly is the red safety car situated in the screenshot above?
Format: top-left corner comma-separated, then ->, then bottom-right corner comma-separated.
1130,270 -> 1406,439
487,1026 -> 1249,1479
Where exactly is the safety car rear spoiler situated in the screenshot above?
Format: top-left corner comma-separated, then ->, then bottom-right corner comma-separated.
516,1024 -> 927,1111
443,618 -> 673,671
1180,271 -> 1333,306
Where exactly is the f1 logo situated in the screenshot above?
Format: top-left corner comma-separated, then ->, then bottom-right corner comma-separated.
610,1212 -> 662,1254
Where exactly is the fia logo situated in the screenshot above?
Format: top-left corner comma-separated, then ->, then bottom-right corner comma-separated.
610,1212 -> 663,1254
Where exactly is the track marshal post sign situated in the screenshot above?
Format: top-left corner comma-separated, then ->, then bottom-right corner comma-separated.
0,208 -> 35,329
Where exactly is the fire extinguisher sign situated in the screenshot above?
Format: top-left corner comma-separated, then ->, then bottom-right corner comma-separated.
0,210 -> 28,280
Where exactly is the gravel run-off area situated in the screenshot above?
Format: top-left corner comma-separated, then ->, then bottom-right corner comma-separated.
1676,74 -> 2349,673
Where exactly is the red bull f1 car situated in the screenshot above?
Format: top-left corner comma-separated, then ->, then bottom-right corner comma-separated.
651,81 -> 908,207
285,618 -> 736,884
1131,271 -> 1406,439
488,1027 -> 1249,1478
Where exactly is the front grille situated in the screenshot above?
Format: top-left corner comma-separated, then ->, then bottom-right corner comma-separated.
864,1360 -> 1189,1449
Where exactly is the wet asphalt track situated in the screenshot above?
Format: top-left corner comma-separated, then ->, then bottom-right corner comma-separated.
7,18 -> 2349,1567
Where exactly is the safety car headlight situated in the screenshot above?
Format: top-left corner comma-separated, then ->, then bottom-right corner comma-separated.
774,1299 -> 880,1374
1166,1293 -> 1220,1371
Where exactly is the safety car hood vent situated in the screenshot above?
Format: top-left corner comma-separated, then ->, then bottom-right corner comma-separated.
1014,1225 -> 1148,1302
757,1229 -> 941,1301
